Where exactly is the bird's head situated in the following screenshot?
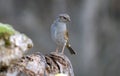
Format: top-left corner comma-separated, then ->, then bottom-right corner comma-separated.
58,14 -> 71,23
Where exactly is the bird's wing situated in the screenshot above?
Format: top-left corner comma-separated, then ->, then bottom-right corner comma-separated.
64,30 -> 69,41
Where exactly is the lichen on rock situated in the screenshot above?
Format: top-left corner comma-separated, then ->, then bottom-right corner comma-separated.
0,23 -> 33,70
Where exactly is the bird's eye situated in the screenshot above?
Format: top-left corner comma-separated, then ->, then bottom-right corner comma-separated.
63,17 -> 67,19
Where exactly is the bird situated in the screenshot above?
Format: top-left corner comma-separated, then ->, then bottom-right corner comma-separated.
51,13 -> 76,54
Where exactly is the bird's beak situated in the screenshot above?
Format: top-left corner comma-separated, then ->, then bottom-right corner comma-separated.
68,18 -> 71,22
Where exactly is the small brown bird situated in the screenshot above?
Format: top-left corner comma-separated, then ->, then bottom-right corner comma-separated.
51,14 -> 76,54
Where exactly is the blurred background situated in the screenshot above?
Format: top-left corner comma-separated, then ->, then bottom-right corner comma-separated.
0,0 -> 120,76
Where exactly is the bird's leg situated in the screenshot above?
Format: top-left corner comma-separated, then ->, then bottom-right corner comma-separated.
61,42 -> 66,54
55,47 -> 59,53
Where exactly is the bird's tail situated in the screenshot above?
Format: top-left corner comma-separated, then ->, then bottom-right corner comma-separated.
66,44 -> 76,55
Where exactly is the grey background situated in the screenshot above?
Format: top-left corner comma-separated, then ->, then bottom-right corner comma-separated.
0,0 -> 120,76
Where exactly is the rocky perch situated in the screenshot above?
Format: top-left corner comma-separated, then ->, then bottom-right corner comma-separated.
0,23 -> 74,76
0,23 -> 33,71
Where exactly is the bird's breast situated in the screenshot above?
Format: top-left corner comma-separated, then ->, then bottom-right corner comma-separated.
51,22 -> 67,46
